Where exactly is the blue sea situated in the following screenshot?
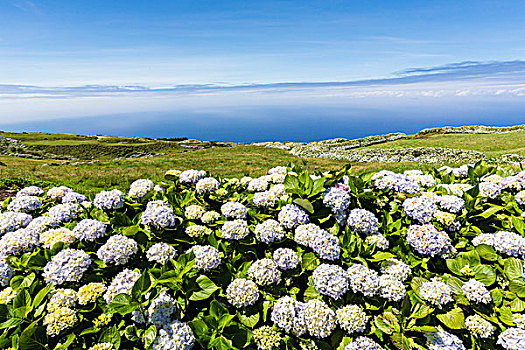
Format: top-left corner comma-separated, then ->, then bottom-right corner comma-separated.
3,100 -> 525,142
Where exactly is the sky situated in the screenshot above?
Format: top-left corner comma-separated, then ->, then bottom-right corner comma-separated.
0,0 -> 524,140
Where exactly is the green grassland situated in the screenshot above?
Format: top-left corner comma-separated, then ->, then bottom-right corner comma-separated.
365,130 -> 525,157
0,129 -> 523,195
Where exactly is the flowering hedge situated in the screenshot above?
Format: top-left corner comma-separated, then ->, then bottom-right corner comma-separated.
0,162 -> 524,350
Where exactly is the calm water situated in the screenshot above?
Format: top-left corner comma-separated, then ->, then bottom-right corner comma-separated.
4,101 -> 525,142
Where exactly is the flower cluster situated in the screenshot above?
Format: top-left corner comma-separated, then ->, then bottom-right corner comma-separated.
312,264 -> 349,300
7,195 -> 41,212
461,279 -> 491,304
43,248 -> 91,285
419,278 -> 453,308
97,235 -> 138,265
278,204 -> 309,229
73,219 -> 107,242
336,304 -> 368,334
147,243 -> 177,264
142,200 -> 176,229
226,278 -> 260,307
221,201 -> 248,219
465,314 -> 494,338
402,196 -> 437,224
190,245 -> 221,270
179,169 -> 206,184
273,248 -> 300,270
347,208 -> 379,235
406,224 -> 454,257
254,219 -> 285,243
196,177 -> 219,194
0,211 -> 32,235
128,179 -> 154,198
248,259 -> 282,286
94,189 -> 125,210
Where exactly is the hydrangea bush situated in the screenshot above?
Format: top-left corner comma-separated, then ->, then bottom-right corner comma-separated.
0,161 -> 524,350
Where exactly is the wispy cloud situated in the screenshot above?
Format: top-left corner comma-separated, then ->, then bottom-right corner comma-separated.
2,60 -> 525,99
11,0 -> 39,14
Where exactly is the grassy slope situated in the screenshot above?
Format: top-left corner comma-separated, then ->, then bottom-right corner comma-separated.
0,129 -> 522,195
364,130 -> 525,157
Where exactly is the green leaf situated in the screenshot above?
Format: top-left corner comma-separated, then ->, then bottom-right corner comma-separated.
189,275 -> 220,301
210,300 -> 229,320
511,298 -> 525,312
436,308 -> 465,330
301,252 -> 320,271
498,307 -> 515,326
237,312 -> 259,328
410,303 -> 434,320
374,312 -> 400,335
476,205 -> 503,218
293,198 -> 314,214
143,325 -> 157,348
109,294 -> 139,315
32,285 -> 53,310
512,216 -> 525,234
475,244 -> 499,261
55,334 -> 76,350
99,326 -> 121,350
505,258 -> 524,281
446,276 -> 464,295
209,335 -> 234,350
510,280 -> 525,298
131,271 -> 152,301
472,265 -> 496,286
19,323 -> 47,350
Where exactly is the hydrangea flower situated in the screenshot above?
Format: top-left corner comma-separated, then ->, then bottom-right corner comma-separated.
497,327 -> 525,350
94,189 -> 125,210
152,319 -> 195,350
248,177 -> 269,192
347,264 -> 380,297
0,229 -> 39,256
347,209 -> 379,235
372,172 -> 420,194
40,227 -> 76,248
0,257 -> 14,286
221,220 -> 249,240
253,191 -> 279,207
255,219 -> 285,244
97,235 -> 138,265
271,296 -> 306,336
200,210 -> 220,224
278,204 -> 309,229
312,264 -> 349,300
221,202 -> 248,219
78,283 -> 107,305
226,278 -> 259,307
294,223 -> 323,247
273,248 -> 300,270
516,191 -> 525,206
147,243 -> 177,264
465,314 -> 494,338
365,234 -> 389,250
190,245 -> 221,270
104,269 -> 141,304
402,196 -> 437,224
248,259 -> 282,286
43,249 -> 91,285
493,231 -> 525,258
303,299 -> 336,338
185,205 -> 205,220
378,274 -> 406,302
134,290 -> 177,329
323,187 -> 351,213
479,181 -> 502,199
406,224 -> 454,258
47,289 -> 77,312
0,287 -> 17,304
17,186 -> 44,197
179,169 -> 206,184
380,258 -> 412,282
62,192 -> 87,204
419,278 -> 453,308
462,279 -> 491,304
48,203 -> 81,223
142,200 -> 176,229
425,328 -> 465,350
44,307 -> 77,336
89,344 -> 113,350
438,195 -> 465,213
128,179 -> 154,198
336,304 -> 368,334
344,336 -> 385,350
185,225 -> 211,238
0,212 -> 32,235
7,196 -> 41,213
73,219 -> 107,242
26,216 -> 58,235
196,177 -> 219,195
514,314 -> 525,329
253,326 -> 282,350
47,186 -> 73,200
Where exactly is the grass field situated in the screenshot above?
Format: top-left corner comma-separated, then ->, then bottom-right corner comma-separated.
365,130 -> 525,157
0,129 -> 522,195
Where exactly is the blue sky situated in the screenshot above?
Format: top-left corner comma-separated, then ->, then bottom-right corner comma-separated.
0,0 -> 524,139
2,0 -> 525,85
